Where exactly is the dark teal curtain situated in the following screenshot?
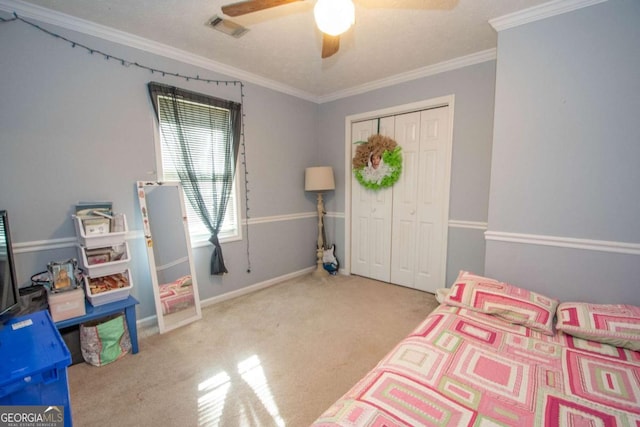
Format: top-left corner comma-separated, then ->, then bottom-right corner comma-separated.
148,82 -> 241,275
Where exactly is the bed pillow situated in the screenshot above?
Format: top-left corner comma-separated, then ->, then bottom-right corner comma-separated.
556,302 -> 640,351
176,275 -> 192,287
443,271 -> 559,335
435,288 -> 450,304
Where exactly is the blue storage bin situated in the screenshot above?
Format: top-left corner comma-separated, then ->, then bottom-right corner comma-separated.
0,310 -> 73,427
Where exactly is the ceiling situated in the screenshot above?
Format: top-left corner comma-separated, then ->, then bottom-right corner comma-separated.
6,0 -> 551,100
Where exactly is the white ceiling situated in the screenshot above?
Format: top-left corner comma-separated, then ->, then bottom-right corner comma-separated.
5,0 -> 551,99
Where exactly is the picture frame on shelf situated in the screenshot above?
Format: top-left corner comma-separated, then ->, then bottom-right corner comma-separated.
48,259 -> 78,292
83,217 -> 111,235
85,248 -> 112,265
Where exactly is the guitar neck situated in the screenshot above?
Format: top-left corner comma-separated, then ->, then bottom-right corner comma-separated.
321,214 -> 327,250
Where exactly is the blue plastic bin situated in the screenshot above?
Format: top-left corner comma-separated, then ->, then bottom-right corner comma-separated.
0,310 -> 73,427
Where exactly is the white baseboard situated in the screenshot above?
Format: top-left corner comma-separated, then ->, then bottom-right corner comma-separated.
136,316 -> 159,339
136,266 -> 315,337
200,267 -> 315,308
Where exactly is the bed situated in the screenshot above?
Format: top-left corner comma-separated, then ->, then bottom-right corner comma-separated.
158,275 -> 195,315
312,271 -> 640,426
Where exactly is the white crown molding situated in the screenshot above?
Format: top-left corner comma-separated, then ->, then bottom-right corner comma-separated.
318,49 -> 497,104
485,230 -> 640,255
489,0 -> 608,32
0,0 -> 318,102
448,220 -> 488,230
1,0 -> 496,105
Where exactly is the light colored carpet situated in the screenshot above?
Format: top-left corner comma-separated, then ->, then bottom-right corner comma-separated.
67,273 -> 439,426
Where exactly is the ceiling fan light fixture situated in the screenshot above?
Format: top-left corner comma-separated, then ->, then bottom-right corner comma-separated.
314,0 -> 355,37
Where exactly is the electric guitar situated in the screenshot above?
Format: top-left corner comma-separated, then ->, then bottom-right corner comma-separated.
320,214 -> 339,272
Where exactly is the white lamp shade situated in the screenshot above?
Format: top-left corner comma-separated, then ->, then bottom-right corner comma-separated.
305,166 -> 335,191
314,0 -> 355,36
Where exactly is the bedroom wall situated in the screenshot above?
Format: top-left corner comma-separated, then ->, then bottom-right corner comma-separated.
317,60 -> 497,287
0,14 -> 319,320
485,0 -> 640,304
1,7 -> 500,323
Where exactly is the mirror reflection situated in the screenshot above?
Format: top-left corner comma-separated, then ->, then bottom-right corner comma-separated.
137,181 -> 202,333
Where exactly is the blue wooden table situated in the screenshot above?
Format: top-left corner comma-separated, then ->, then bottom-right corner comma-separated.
54,296 -> 140,354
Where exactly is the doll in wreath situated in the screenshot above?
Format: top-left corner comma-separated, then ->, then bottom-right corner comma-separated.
322,244 -> 339,275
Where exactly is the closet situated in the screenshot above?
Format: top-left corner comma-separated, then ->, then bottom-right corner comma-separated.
350,106 -> 451,293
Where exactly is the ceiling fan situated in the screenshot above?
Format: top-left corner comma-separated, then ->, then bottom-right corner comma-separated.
221,0 -> 355,59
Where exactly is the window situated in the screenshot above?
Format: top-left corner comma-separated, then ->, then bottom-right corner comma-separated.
148,83 -> 241,246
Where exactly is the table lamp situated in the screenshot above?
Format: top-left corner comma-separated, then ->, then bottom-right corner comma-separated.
305,166 -> 335,277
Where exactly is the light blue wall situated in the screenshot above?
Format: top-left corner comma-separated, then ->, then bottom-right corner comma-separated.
0,15 -> 319,319
1,10 -> 499,322
318,61 -> 497,287
486,0 -> 640,304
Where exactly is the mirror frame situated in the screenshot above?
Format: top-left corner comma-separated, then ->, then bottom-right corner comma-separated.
137,181 -> 202,334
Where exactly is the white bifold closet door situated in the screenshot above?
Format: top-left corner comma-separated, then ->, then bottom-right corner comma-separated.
350,106 -> 451,293
350,116 -> 395,282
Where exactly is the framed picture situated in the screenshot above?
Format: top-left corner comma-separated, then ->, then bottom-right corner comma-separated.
48,259 -> 77,291
83,217 -> 111,235
85,248 -> 112,265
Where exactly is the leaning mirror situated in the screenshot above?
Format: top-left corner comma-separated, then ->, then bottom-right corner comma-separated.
137,181 -> 202,334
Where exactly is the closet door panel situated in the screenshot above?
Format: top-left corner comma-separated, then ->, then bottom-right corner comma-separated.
414,148 -> 438,283
391,111 -> 421,287
371,215 -> 389,273
421,151 -> 437,204
414,107 -> 450,292
394,217 -> 415,274
350,117 -> 394,282
350,120 -> 375,278
350,105 -> 450,292
352,216 -> 369,270
416,221 -> 434,282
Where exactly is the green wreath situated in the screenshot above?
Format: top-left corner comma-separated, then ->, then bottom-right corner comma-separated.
353,134 -> 402,190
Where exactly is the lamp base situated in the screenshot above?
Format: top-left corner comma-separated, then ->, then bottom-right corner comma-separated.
312,247 -> 329,278
312,267 -> 329,278
312,192 -> 330,278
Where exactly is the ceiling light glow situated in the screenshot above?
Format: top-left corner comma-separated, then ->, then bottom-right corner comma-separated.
314,0 -> 355,36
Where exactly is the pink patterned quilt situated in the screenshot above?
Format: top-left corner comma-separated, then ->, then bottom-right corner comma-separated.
159,276 -> 194,315
312,304 -> 640,426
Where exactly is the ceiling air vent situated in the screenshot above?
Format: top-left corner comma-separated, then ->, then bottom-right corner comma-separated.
208,15 -> 249,38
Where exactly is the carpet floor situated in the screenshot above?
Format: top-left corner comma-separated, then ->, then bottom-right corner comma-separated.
67,273 -> 439,426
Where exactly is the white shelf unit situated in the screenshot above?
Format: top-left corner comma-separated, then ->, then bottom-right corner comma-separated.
73,214 -> 132,306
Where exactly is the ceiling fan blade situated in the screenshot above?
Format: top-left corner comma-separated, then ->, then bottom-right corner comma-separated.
221,0 -> 303,17
321,34 -> 340,58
